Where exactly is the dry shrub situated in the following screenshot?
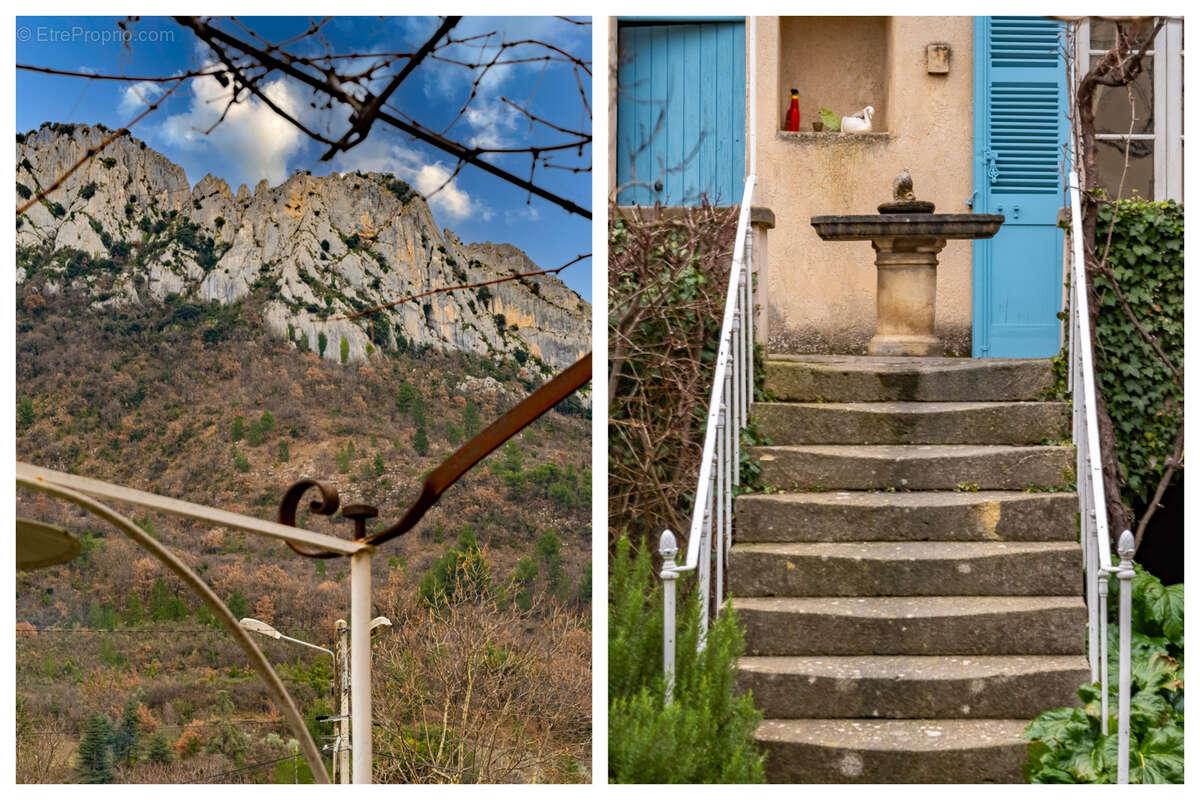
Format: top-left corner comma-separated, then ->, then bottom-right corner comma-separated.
371,578 -> 591,784
608,204 -> 738,547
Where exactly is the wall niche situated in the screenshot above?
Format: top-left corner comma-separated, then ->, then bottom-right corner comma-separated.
778,17 -> 890,132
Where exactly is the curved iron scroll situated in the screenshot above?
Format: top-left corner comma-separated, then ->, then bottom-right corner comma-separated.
279,351 -> 592,556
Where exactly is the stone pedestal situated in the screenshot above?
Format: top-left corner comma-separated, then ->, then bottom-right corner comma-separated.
870,235 -> 946,356
810,212 -> 1004,356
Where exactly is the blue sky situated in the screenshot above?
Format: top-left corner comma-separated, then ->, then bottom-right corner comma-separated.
15,16 -> 592,301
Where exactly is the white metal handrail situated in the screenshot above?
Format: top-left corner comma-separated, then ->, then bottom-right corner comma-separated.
1067,171 -> 1135,783
659,175 -> 757,702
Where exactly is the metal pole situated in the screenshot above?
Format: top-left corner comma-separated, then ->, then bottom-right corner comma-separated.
350,548 -> 373,783
745,230 -> 754,406
1116,530 -> 1135,784
336,619 -> 350,784
660,531 -> 679,704
1099,571 -> 1110,735
716,404 -> 726,606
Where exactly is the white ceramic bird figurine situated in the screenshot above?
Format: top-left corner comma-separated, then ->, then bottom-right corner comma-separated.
841,105 -> 874,134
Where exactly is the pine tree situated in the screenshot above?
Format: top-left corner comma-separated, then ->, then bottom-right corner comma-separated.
463,398 -> 481,437
75,714 -> 115,783
413,426 -> 429,456
231,416 -> 244,441
112,698 -> 141,766
122,592 -> 145,626
227,590 -> 249,620
145,732 -> 172,765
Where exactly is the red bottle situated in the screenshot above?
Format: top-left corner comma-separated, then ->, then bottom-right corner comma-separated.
785,88 -> 800,132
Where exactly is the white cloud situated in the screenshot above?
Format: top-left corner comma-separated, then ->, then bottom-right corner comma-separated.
331,138 -> 480,222
464,100 -> 522,151
118,81 -> 165,117
159,68 -> 304,186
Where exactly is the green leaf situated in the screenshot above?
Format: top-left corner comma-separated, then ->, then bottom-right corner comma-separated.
1129,725 -> 1184,783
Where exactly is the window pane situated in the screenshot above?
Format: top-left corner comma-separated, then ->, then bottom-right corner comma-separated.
1090,18 -> 1157,51
1090,19 -> 1119,50
1089,55 -> 1155,135
1095,137 -> 1154,199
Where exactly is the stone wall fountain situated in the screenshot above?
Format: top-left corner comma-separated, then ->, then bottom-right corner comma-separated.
811,172 -> 1004,356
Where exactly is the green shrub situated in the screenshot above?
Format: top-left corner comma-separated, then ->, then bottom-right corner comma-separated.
121,592 -> 145,626
608,534 -> 765,783
17,395 -> 34,430
335,441 -> 354,473
231,416 -> 244,441
413,426 -> 429,456
232,446 -> 250,472
1023,567 -> 1183,783
227,590 -> 249,620
145,732 -> 173,765
418,527 -> 491,606
278,440 -> 290,462
340,335 -> 350,365
395,380 -> 418,413
463,399 -> 481,437
318,331 -> 329,358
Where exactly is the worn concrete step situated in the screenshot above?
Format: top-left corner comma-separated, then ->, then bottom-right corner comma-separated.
739,655 -> 1090,720
756,401 -> 1068,445
752,444 -> 1074,491
734,595 -> 1087,656
729,541 -> 1081,597
764,354 -> 1054,403
735,491 -> 1078,543
756,718 -> 1029,783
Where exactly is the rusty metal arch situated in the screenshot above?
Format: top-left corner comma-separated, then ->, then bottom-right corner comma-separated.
16,470 -> 332,784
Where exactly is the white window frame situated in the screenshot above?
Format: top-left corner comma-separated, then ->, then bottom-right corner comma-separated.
1075,17 -> 1184,201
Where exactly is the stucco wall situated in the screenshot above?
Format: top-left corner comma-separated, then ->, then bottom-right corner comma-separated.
754,16 -> 976,355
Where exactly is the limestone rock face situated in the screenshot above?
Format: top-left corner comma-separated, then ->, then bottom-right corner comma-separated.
16,123 -> 590,370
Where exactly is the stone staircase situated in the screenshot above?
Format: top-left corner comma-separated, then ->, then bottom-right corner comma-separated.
730,355 -> 1089,783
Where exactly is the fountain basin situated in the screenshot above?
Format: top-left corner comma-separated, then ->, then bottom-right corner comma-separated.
811,214 -> 1004,241
810,208 -> 1004,356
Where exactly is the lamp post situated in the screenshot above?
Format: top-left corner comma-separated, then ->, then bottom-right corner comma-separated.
240,615 -> 391,784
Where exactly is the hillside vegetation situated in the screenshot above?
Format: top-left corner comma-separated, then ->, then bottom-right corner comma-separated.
16,206 -> 592,782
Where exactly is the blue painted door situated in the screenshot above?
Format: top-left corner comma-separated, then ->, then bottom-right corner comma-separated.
616,20 -> 745,206
972,17 -> 1069,357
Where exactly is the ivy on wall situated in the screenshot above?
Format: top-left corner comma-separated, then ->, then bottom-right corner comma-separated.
1090,197 -> 1184,514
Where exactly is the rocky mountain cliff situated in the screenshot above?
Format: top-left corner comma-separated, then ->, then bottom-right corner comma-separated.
16,123 -> 590,370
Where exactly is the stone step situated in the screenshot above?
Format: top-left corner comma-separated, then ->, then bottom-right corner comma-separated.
735,491 -> 1077,542
734,596 -> 1087,656
756,718 -> 1029,783
756,401 -> 1067,445
764,354 -> 1054,403
739,655 -> 1090,719
729,541 -> 1081,597
752,444 -> 1074,491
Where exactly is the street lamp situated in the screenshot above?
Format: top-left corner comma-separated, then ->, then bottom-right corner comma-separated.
240,615 -> 391,784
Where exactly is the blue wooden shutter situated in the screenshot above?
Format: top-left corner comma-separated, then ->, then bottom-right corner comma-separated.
616,21 -> 745,206
972,17 -> 1069,357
